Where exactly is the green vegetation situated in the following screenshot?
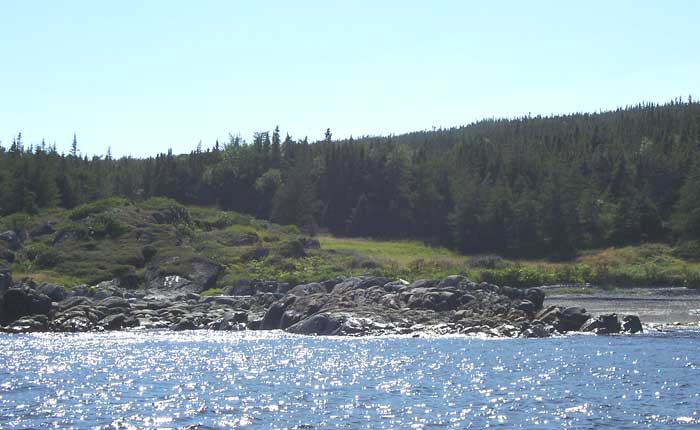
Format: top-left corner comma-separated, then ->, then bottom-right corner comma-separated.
320,236 -> 700,289
3,100 -> 700,289
3,100 -> 700,261
201,288 -> 224,297
2,199 -> 700,289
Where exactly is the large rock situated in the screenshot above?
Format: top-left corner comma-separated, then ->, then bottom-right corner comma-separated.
261,297 -> 296,330
288,282 -> 326,296
0,230 -> 21,250
286,313 -> 343,335
0,248 -> 15,263
525,288 -> 545,310
581,314 -> 622,335
557,307 -> 590,332
189,260 -> 223,289
30,223 -> 55,238
98,296 -> 130,309
622,314 -> 643,334
100,313 -> 126,330
37,283 -> 66,302
5,315 -> 49,333
145,258 -> 221,292
0,267 -> 11,294
57,296 -> 94,312
214,312 -> 248,331
1,287 -> 53,324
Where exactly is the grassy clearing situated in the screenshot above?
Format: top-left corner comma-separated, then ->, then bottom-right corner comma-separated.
319,236 -> 700,289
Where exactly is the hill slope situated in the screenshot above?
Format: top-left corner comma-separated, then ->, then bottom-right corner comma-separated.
1,198 -> 700,291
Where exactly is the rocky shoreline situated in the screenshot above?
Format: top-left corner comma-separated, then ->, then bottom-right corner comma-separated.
0,267 -> 645,337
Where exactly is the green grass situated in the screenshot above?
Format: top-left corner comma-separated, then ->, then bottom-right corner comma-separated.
201,288 -> 224,296
319,236 -> 700,289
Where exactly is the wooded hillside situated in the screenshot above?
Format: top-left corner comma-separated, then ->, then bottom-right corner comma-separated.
2,98 -> 700,259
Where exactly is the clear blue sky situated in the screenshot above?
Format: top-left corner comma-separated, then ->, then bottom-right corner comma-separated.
1,1 -> 698,157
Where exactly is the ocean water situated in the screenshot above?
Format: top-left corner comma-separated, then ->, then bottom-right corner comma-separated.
1,330 -> 699,429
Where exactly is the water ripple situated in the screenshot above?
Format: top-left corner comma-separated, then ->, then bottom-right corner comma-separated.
0,330 -> 699,429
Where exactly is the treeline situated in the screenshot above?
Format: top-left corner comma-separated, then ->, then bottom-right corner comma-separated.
2,99 -> 700,259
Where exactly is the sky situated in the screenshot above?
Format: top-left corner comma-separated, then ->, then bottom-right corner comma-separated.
1,1 -> 698,157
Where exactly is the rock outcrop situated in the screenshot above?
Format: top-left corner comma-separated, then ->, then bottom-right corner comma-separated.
0,274 -> 644,337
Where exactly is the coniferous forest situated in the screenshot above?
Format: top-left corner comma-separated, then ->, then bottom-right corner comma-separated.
2,99 -> 700,260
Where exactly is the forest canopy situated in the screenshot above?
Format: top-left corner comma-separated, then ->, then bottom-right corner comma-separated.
2,99 -> 700,259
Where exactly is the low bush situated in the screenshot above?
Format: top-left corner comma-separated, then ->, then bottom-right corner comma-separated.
207,212 -> 251,229
24,243 -> 61,268
277,239 -> 306,258
0,212 -> 32,232
682,267 -> 700,289
479,266 -> 555,289
673,240 -> 700,260
89,213 -> 128,238
142,245 -> 158,262
467,254 -> 508,269
68,198 -> 129,220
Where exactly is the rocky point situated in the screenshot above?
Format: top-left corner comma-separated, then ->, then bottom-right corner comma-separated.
0,270 -> 642,337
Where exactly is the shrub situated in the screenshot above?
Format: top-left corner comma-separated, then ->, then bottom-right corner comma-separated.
467,254 -> 508,269
54,221 -> 90,242
24,243 -> 61,268
554,264 -> 593,285
68,198 -> 130,220
673,240 -> 700,260
279,224 -> 302,235
142,245 -> 158,262
208,212 -> 251,229
89,213 -> 128,238
140,197 -> 181,211
112,265 -> 139,288
0,213 -> 32,232
277,239 -> 306,258
682,267 -> 700,289
480,266 -> 554,289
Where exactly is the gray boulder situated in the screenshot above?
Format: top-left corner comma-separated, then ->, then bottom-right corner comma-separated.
57,296 -> 94,312
288,282 -> 326,296
622,314 -> 643,334
55,316 -> 95,332
525,288 -> 545,310
215,312 -> 248,330
0,267 -> 11,294
30,223 -> 55,238
171,318 -> 197,331
98,296 -> 130,309
189,260 -> 223,289
558,307 -> 590,332
286,313 -> 343,335
37,283 -> 66,302
0,249 -> 15,263
100,313 -> 126,330
1,287 -> 53,324
6,315 -> 49,333
0,231 -> 21,250
581,314 -> 622,335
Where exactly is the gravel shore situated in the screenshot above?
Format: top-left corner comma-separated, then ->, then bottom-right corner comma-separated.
544,287 -> 700,324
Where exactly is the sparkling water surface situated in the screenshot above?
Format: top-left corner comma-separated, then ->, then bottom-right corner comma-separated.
1,330 -> 699,429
